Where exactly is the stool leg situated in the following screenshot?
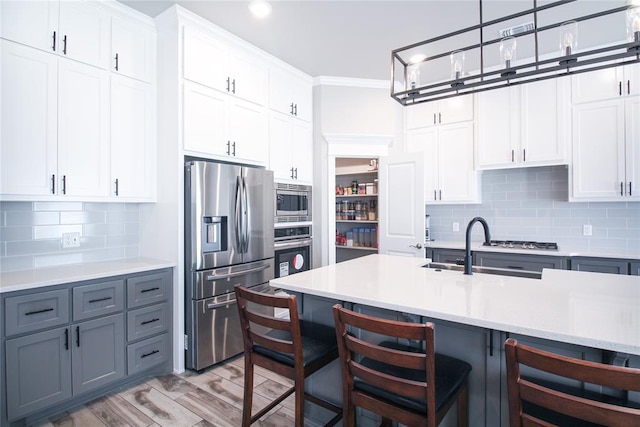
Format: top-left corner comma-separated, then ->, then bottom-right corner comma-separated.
457,380 -> 469,427
242,356 -> 254,427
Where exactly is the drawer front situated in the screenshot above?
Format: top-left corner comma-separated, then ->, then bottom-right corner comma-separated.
430,249 -> 466,264
127,303 -> 170,342
127,332 -> 170,375
73,280 -> 124,321
5,289 -> 70,337
474,252 -> 565,272
127,271 -> 171,309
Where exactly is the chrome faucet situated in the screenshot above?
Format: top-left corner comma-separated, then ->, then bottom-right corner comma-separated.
464,217 -> 491,275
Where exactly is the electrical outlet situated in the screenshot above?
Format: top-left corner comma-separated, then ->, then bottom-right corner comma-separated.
452,222 -> 460,232
62,232 -> 81,248
583,224 -> 592,236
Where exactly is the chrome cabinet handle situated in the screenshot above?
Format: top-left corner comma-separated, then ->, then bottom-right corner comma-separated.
115,53 -> 119,71
115,178 -> 119,196
438,112 -> 442,124
439,190 -> 442,200
512,149 -> 515,162
294,104 -> 298,116
141,349 -> 159,358
434,190 -> 437,201
409,243 -> 423,249
88,296 -> 112,304
64,328 -> 69,350
232,78 -> 236,94
290,102 -> 294,115
52,31 -> 56,51
523,149 -> 526,162
63,35 -> 67,55
619,81 -> 622,96
433,113 -> 436,125
76,326 -> 80,347
628,80 -> 631,95
51,174 -> 56,194
62,175 -> 67,195
629,182 -> 633,196
226,77 -> 230,92
25,307 -> 54,316
621,182 -> 624,196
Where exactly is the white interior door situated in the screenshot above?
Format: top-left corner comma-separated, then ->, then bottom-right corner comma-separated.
378,153 -> 425,257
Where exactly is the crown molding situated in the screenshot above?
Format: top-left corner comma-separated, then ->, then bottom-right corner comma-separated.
314,76 -> 390,89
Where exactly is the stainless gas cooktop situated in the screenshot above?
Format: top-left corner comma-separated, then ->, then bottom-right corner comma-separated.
482,240 -> 559,250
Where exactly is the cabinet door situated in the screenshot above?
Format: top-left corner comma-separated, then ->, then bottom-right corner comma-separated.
406,127 -> 437,201
111,75 -> 154,199
58,0 -> 109,69
406,101 -> 439,129
625,97 -> 640,200
1,41 -> 58,196
229,49 -> 267,106
111,16 -> 154,82
270,67 -> 312,122
438,94 -> 473,124
0,0 -> 58,53
228,97 -> 268,165
290,73 -> 312,122
183,81 -> 227,156
269,112 -> 295,181
476,87 -> 518,169
72,314 -> 125,395
291,119 -> 313,183
58,59 -> 110,197
570,257 -> 629,274
520,78 -> 568,166
439,122 -> 477,203
571,99 -> 626,200
624,63 -> 640,96
5,327 -> 72,420
572,66 -> 623,103
183,26 -> 228,92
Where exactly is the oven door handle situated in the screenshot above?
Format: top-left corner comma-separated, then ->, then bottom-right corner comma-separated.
205,262 -> 270,281
206,298 -> 237,310
274,238 -> 313,250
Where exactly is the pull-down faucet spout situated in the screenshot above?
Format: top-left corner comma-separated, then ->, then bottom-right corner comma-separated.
465,217 -> 491,275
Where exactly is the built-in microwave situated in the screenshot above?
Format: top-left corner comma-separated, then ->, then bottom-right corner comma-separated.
274,183 -> 312,223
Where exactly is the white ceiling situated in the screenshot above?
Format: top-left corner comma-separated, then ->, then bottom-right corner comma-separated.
119,0 -> 629,81
119,0 -> 482,80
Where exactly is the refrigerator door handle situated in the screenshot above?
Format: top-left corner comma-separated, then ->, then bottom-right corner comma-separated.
205,262 -> 270,281
235,176 -> 243,251
206,299 -> 237,310
242,175 -> 249,253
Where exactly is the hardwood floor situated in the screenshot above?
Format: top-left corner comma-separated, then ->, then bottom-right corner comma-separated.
31,356 -> 323,427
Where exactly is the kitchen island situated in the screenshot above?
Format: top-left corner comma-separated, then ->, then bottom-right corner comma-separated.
270,254 -> 640,427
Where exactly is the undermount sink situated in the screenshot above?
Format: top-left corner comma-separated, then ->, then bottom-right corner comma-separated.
424,262 -> 542,279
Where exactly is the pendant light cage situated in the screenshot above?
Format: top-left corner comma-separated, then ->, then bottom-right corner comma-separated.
391,0 -> 640,105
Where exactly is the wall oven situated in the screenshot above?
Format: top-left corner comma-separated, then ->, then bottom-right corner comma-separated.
274,225 -> 312,278
275,183 -> 312,223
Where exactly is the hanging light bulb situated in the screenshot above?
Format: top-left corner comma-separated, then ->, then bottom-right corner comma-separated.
559,21 -> 578,65
407,63 -> 421,95
500,37 -> 516,77
450,50 -> 465,88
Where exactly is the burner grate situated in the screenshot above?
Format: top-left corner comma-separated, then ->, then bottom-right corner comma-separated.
483,240 -> 558,250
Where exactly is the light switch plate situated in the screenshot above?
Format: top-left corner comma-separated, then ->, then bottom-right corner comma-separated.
452,222 -> 460,232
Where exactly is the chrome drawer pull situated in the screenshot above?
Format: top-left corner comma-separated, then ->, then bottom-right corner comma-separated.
141,318 -> 160,326
141,349 -> 159,359
140,287 -> 160,294
88,296 -> 112,304
25,307 -> 54,316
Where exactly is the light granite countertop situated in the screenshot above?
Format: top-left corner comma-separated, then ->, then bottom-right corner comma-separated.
271,254 -> 640,355
0,258 -> 175,293
424,240 -> 640,260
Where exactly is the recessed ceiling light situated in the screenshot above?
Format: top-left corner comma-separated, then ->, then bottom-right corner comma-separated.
248,0 -> 272,19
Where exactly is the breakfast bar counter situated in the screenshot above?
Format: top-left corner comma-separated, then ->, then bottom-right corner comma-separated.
270,254 -> 640,427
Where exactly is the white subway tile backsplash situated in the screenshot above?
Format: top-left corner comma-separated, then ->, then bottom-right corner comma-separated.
33,224 -> 82,240
427,166 -> 639,252
1,202 -> 140,271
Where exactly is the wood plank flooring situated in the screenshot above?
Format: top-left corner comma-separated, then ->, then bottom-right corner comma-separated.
31,356 -> 324,427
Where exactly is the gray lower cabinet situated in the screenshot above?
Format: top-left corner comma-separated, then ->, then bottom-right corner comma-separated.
570,257 -> 630,275
474,251 -> 566,272
426,248 -> 466,264
632,262 -> 640,276
1,268 -> 172,425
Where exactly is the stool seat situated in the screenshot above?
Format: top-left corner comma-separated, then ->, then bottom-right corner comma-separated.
356,341 -> 472,415
253,320 -> 338,368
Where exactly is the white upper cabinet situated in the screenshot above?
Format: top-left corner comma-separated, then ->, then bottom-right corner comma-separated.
476,79 -> 569,170
1,41 -> 58,196
110,75 -> 154,200
269,112 -> 313,183
407,122 -> 479,204
572,63 -> 640,103
269,67 -> 313,122
406,95 -> 473,129
0,0 -> 109,69
182,26 -> 267,106
0,0 -> 59,54
57,59 -> 110,197
111,15 -> 154,82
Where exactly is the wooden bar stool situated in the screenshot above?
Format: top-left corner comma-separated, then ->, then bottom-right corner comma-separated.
332,304 -> 471,427
505,338 -> 640,426
235,285 -> 342,427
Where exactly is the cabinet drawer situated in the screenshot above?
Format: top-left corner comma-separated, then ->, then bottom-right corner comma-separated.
570,257 -> 629,275
474,252 -> 565,272
127,303 -> 170,342
5,289 -> 70,337
429,249 -> 466,265
127,271 -> 171,309
127,332 -> 170,375
73,280 -> 124,321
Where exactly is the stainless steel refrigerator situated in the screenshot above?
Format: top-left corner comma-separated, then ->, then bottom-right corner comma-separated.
185,160 -> 274,371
